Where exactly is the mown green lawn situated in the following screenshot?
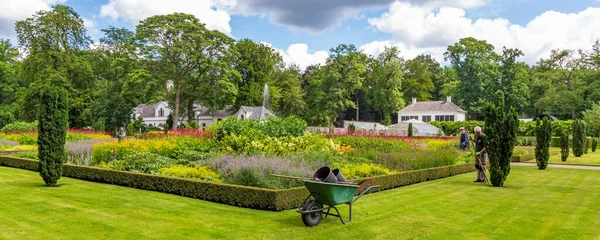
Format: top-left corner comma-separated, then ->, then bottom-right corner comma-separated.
527,148 -> 600,165
1,165 -> 599,240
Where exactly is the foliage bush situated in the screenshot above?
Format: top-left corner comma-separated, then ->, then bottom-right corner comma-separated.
584,137 -> 589,154
333,136 -> 410,153
210,116 -> 307,140
430,121 -> 484,136
187,121 -> 199,129
331,163 -> 391,179
158,164 -> 220,182
535,117 -> 552,170
408,123 -> 413,137
347,123 -> 356,134
0,130 -> 110,145
572,119 -> 586,157
1,121 -> 38,132
485,101 -> 518,187
0,111 -> 15,130
593,138 -> 598,153
102,152 -> 180,174
348,148 -> 458,171
37,86 -> 68,186
91,137 -> 211,164
560,130 -> 569,162
15,151 -> 39,160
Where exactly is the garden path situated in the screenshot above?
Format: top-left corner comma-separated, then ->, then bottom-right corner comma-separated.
512,162 -> 600,170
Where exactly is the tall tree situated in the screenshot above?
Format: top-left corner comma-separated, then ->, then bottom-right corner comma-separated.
583,101 -> 600,138
403,55 -> 434,103
445,37 -> 500,119
305,44 -> 366,127
38,85 -> 68,186
136,13 -> 209,130
537,49 -> 587,119
15,5 -> 92,127
494,48 -> 530,114
368,47 -> 405,125
274,65 -> 305,117
485,101 -> 519,187
233,39 -> 283,108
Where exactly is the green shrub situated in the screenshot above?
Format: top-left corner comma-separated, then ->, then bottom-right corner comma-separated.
535,117 -> 552,170
430,121 -> 484,136
0,111 -> 15,130
572,120 -> 586,157
485,101 -> 518,187
584,137 -> 590,154
188,121 -> 199,129
333,136 -> 410,153
173,150 -> 218,163
37,86 -> 68,186
211,116 -> 307,140
1,121 -> 38,132
331,162 -> 391,179
158,164 -> 220,182
349,148 -> 457,171
103,152 -> 179,174
347,123 -> 356,134
560,130 -> 569,162
15,151 -> 39,160
593,138 -> 598,153
408,123 -> 413,137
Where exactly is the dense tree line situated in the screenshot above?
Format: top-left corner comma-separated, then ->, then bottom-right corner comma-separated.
2,5 -> 600,133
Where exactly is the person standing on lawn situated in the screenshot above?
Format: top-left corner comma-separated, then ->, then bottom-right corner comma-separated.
459,127 -> 470,151
473,126 -> 487,184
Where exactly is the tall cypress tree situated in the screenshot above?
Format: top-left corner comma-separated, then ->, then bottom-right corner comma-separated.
408,123 -> 413,137
485,101 -> 518,187
560,130 -> 569,162
535,117 -> 552,170
572,120 -> 586,157
38,85 -> 68,186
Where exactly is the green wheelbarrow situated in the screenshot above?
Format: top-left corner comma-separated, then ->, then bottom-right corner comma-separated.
297,179 -> 379,226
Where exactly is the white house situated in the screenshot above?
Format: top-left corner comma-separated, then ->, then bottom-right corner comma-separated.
133,101 -> 171,127
398,96 -> 466,122
133,102 -> 274,129
234,106 -> 275,121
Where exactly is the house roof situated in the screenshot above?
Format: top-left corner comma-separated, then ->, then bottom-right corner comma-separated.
240,106 -> 275,120
195,105 -> 233,118
399,100 -> 466,113
135,102 -> 168,118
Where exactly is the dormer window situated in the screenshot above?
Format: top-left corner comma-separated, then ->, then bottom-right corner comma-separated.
159,108 -> 164,117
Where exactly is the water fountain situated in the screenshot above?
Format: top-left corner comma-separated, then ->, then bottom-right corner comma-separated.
262,83 -> 270,111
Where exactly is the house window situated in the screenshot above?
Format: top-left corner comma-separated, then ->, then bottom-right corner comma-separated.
240,114 -> 245,120
159,108 -> 164,117
435,115 -> 455,122
422,116 -> 432,122
217,118 -> 222,122
400,116 -> 418,122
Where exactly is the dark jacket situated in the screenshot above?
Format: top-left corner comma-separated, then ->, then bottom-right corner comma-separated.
460,131 -> 470,147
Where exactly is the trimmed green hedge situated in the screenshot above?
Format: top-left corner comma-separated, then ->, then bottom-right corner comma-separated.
0,156 -> 475,210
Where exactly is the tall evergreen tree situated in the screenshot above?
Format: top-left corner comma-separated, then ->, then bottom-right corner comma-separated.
572,119 -> 586,157
535,117 -> 552,170
485,101 -> 518,187
38,85 -> 68,186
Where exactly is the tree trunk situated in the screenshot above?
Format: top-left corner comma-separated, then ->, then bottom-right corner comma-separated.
356,92 -> 359,121
187,101 -> 194,123
173,87 -> 180,130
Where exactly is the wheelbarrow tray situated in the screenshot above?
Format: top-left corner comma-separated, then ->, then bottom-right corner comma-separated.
303,180 -> 359,206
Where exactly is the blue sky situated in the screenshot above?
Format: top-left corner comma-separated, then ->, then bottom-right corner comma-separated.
1,0 -> 600,67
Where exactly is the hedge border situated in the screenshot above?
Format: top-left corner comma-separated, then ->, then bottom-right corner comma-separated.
0,156 -> 475,211
511,151 -> 559,162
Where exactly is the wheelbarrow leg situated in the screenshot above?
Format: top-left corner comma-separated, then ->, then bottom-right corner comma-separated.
326,204 -> 353,225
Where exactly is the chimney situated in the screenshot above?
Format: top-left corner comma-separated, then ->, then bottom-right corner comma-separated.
412,97 -> 417,105
446,96 -> 451,102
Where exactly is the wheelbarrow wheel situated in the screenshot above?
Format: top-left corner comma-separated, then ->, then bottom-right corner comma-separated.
301,200 -> 323,227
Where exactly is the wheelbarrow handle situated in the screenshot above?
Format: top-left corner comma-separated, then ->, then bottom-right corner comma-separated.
351,185 -> 380,204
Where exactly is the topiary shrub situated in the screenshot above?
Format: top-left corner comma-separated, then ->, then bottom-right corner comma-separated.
408,123 -> 413,137
593,138 -> 597,153
560,130 -> 569,162
485,101 -> 518,187
572,120 -> 586,157
347,123 -> 356,134
584,137 -> 589,154
535,117 -> 552,170
38,86 -> 68,186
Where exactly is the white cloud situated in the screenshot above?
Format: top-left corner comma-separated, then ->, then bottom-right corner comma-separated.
366,2 -> 600,63
0,0 -> 66,41
261,42 -> 328,70
99,0 -> 233,35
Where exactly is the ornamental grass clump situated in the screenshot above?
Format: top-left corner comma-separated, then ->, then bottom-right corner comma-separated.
535,117 -> 552,170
